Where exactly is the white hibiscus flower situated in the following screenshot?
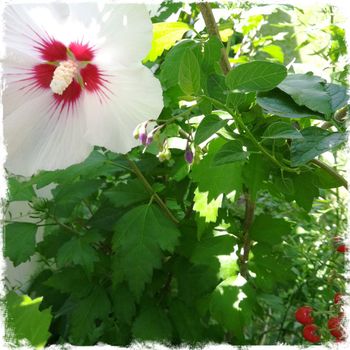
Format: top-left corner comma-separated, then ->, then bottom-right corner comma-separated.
2,2 -> 163,176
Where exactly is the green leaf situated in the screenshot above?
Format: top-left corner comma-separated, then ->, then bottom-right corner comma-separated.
314,167 -> 344,189
111,284 -> 136,325
112,204 -> 180,298
69,286 -> 111,344
45,267 -> 91,297
203,36 -> 223,72
226,91 -> 256,111
259,44 -> 284,63
213,140 -> 248,166
144,22 -> 190,62
209,276 -> 253,341
6,291 -> 52,349
243,154 -> 271,201
5,223 -> 37,266
192,139 -> 243,201
57,237 -> 99,273
132,304 -> 172,341
52,179 -> 102,217
169,300 -> 205,342
7,177 -> 36,201
104,179 -> 149,208
193,189 -> 222,223
278,73 -> 332,116
257,89 -> 325,119
290,127 -> 346,166
325,83 -> 349,112
194,114 -> 227,145
262,121 -> 303,139
178,48 -> 201,95
250,214 -> 291,245
225,61 -> 287,92
293,173 -> 319,212
207,74 -> 228,103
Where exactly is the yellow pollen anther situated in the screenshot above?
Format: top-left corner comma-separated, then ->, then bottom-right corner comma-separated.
50,60 -> 78,95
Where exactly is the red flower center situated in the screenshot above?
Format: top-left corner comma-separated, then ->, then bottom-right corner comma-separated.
31,38 -> 110,113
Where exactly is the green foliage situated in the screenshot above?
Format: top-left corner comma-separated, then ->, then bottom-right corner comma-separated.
226,61 -> 287,92
4,2 -> 348,348
5,292 -> 52,349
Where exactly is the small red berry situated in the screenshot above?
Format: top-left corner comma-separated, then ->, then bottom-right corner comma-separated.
303,324 -> 321,343
295,306 -> 314,324
328,317 -> 343,339
337,244 -> 348,253
334,293 -> 342,304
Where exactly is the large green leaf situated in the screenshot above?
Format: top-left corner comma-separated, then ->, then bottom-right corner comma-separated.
69,286 -> 111,344
178,48 -> 201,95
132,304 -> 172,341
277,73 -> 333,116
193,189 -> 222,223
144,22 -> 190,62
293,173 -> 319,212
5,223 -> 37,266
225,61 -> 287,92
207,74 -> 227,103
256,89 -> 325,119
325,83 -> 349,112
111,284 -> 136,325
250,214 -> 291,245
7,177 -> 36,201
192,138 -> 243,201
194,114 -> 227,145
203,36 -> 223,73
290,126 -> 346,166
112,204 -> 180,298
6,292 -> 52,349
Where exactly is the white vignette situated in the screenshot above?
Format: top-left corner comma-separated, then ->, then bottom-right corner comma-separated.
0,0 -> 349,349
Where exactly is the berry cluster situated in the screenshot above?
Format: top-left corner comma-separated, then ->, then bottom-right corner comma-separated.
295,298 -> 344,343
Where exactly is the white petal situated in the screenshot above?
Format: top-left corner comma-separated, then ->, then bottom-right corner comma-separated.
83,65 -> 163,153
90,4 -> 153,67
4,92 -> 93,177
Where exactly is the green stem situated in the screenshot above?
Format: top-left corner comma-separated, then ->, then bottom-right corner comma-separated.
126,157 -> 180,225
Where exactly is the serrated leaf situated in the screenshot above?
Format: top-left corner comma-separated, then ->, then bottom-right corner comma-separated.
257,89 -> 325,119
69,286 -> 111,344
132,304 -> 172,341
104,179 -> 149,208
5,223 -> 37,266
6,292 -> 52,349
278,73 -> 332,116
57,237 -> 99,273
144,22 -> 190,62
213,140 -> 248,166
250,214 -> 291,245
262,122 -> 303,139
112,204 -> 180,298
193,189 -> 222,223
226,61 -> 287,92
194,114 -> 226,145
178,48 -> 201,95
44,267 -> 91,297
290,126 -> 346,166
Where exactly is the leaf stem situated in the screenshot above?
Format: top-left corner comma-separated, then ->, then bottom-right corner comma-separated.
125,156 -> 180,225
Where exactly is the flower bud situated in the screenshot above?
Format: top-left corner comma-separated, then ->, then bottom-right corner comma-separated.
185,148 -> 194,164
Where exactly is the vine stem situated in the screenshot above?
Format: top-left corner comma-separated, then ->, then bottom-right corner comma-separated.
126,157 -> 180,225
